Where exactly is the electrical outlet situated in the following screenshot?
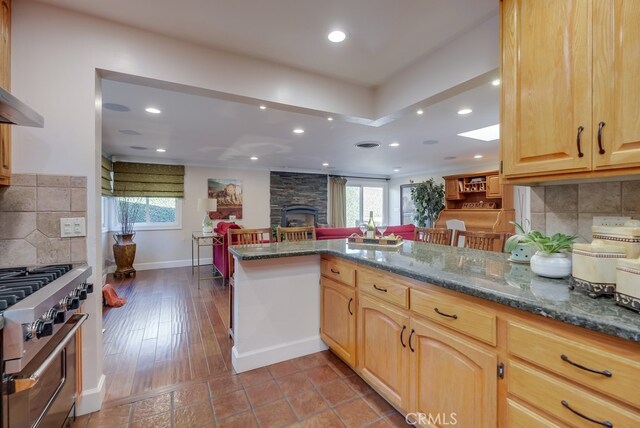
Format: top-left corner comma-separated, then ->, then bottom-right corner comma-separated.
593,216 -> 631,227
60,217 -> 86,237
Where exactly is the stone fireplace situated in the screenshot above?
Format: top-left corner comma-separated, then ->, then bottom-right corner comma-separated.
270,172 -> 327,228
281,205 -> 318,227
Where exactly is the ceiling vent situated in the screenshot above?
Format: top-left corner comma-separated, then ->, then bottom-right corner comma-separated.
355,141 -> 381,149
129,146 -> 148,150
423,140 -> 439,145
119,129 -> 142,135
103,103 -> 130,112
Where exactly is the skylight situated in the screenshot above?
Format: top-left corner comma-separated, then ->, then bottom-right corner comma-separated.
458,124 -> 500,142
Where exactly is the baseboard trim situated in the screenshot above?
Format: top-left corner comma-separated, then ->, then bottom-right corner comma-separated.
76,374 -> 106,415
232,336 -> 328,373
133,258 -> 212,271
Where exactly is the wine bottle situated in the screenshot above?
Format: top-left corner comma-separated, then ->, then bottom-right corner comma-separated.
366,211 -> 376,239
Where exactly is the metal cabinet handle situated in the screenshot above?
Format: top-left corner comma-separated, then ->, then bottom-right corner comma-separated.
373,284 -> 388,292
561,400 -> 613,427
561,354 -> 612,377
408,329 -> 415,352
434,307 -> 458,319
597,121 -> 606,154
348,298 -> 353,315
400,325 -> 407,348
330,268 -> 340,274
576,126 -> 585,158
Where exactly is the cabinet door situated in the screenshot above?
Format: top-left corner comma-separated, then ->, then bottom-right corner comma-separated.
593,0 -> 640,170
486,175 -> 502,198
0,0 -> 10,185
358,293 -> 409,411
445,178 -> 461,200
409,317 -> 497,428
320,277 -> 356,366
501,0 -> 592,177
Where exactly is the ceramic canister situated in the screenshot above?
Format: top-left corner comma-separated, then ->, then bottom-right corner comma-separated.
615,257 -> 640,313
591,219 -> 640,258
571,241 -> 626,298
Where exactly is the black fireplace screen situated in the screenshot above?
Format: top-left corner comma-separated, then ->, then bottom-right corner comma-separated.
281,205 -> 318,227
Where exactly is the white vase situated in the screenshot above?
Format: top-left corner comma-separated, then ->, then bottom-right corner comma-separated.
530,251 -> 572,279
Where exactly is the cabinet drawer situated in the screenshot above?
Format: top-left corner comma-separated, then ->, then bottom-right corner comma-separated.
321,257 -> 356,287
410,288 -> 496,346
508,321 -> 640,408
506,399 -> 560,428
508,361 -> 640,427
358,267 -> 408,309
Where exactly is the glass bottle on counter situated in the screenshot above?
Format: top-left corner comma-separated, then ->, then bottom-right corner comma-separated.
366,211 -> 376,239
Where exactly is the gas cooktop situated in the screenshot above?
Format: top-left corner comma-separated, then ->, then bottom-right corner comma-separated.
0,264 -> 74,311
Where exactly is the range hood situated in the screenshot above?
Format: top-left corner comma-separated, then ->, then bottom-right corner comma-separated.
0,86 -> 44,127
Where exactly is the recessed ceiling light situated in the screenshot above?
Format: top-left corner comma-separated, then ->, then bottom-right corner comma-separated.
458,124 -> 500,141
474,154 -> 483,159
491,79 -> 501,86
259,105 -> 266,110
250,156 -> 258,161
293,128 -> 305,134
322,162 -> 329,167
457,108 -> 472,115
416,109 -> 424,115
393,167 -> 401,172
145,107 -> 161,114
328,30 -> 346,43
389,142 -> 400,147
327,117 -> 333,121
156,148 -> 166,153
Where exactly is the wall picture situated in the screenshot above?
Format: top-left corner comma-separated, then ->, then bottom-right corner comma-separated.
208,178 -> 243,219
400,184 -> 416,225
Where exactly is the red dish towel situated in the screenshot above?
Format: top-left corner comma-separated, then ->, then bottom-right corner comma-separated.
102,283 -> 127,307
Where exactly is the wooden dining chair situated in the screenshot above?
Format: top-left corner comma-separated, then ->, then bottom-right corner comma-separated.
276,225 -> 316,242
226,227 -> 274,338
413,227 -> 453,245
452,230 -> 505,253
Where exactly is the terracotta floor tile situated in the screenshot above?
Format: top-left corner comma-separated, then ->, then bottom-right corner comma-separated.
327,358 -> 356,378
385,412 -> 411,427
343,375 -> 374,396
362,393 -> 396,417
317,379 -> 358,407
132,393 -> 172,420
217,410 -> 259,428
287,389 -> 328,419
366,419 -> 392,427
294,353 -> 328,370
209,374 -> 243,399
268,359 -> 301,378
301,409 -> 346,428
276,372 -> 314,397
212,389 -> 250,420
174,382 -> 210,407
239,366 -> 273,388
174,401 -> 214,428
334,398 -> 380,428
305,364 -> 339,386
245,379 -> 284,407
254,399 -> 298,427
130,411 -> 172,428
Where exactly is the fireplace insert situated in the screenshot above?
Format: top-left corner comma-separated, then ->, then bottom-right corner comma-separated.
280,205 -> 318,227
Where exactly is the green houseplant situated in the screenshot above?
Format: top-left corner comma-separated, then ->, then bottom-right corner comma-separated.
411,179 -> 445,227
522,230 -> 578,278
504,220 -> 536,262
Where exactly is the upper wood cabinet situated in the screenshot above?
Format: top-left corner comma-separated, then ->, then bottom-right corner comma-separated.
501,0 -> 640,183
0,0 -> 10,186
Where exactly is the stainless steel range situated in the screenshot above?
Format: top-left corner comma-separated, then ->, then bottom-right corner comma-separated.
0,264 -> 93,428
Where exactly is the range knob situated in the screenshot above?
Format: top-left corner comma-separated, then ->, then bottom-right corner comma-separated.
82,282 -> 94,294
26,319 -> 54,340
74,287 -> 87,301
45,307 -> 65,324
59,294 -> 80,311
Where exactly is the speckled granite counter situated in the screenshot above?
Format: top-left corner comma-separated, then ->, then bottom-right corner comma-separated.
229,239 -> 640,342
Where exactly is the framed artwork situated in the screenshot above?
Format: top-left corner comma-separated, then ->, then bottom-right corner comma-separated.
400,184 -> 416,225
208,178 -> 243,219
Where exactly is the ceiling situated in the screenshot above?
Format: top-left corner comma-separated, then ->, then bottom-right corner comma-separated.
35,0 -> 497,86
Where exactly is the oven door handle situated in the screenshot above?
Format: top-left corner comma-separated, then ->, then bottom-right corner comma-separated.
11,313 -> 88,393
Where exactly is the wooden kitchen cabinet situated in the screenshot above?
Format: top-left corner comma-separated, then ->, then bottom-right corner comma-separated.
485,175 -> 502,198
409,317 -> 498,428
0,0 -> 10,186
444,178 -> 462,200
320,277 -> 356,366
501,0 -> 640,183
357,293 -> 410,411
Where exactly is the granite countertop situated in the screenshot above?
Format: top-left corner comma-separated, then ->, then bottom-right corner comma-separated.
229,239 -> 640,343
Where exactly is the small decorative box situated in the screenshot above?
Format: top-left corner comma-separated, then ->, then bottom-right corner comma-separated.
615,257 -> 640,313
591,219 -> 640,258
347,233 -> 403,247
571,241 -> 627,298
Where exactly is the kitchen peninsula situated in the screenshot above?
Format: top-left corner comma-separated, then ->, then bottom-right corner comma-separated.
230,239 -> 640,426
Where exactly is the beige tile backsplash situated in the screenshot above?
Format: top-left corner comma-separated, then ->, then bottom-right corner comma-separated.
531,180 -> 640,242
0,174 -> 87,268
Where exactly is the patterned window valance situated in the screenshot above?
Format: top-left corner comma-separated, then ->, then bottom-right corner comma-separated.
112,161 -> 185,198
101,156 -> 113,196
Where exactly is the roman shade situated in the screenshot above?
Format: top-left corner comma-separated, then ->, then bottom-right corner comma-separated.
112,161 -> 185,197
101,156 -> 112,196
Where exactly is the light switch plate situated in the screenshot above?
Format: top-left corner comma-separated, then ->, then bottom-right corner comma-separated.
60,217 -> 86,237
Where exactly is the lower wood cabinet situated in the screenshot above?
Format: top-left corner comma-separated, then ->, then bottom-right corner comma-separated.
506,398 -> 560,428
320,277 -> 356,366
357,293 -> 410,411
409,317 -> 498,428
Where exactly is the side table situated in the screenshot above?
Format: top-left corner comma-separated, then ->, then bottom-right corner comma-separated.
191,231 -> 225,288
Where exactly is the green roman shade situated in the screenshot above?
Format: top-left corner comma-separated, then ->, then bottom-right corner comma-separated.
101,156 -> 113,196
112,161 -> 185,197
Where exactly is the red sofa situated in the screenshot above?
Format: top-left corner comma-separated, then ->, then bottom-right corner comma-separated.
212,222 -> 242,278
316,224 -> 416,240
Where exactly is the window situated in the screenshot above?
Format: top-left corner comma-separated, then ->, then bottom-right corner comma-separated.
346,183 -> 386,227
110,197 -> 182,231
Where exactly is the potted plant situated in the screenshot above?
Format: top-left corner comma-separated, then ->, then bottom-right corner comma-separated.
523,230 -> 578,278
411,179 -> 445,227
504,220 -> 536,263
113,196 -> 144,278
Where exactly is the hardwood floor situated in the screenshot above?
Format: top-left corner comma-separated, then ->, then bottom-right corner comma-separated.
73,266 -> 408,427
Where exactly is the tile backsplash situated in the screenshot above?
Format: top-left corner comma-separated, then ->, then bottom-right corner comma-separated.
0,174 -> 87,268
530,180 -> 640,243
